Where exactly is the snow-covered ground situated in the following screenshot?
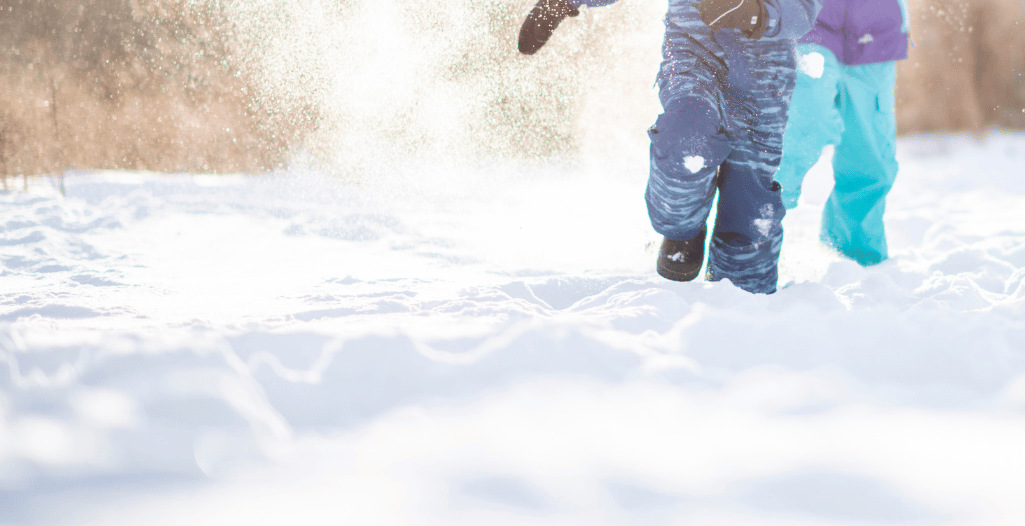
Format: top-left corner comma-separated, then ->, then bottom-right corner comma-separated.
2,133 -> 1025,525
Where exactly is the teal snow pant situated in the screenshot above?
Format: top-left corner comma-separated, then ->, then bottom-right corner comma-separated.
774,44 -> 899,266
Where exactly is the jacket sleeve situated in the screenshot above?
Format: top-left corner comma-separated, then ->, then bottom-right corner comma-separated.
569,0 -> 620,6
761,0 -> 822,40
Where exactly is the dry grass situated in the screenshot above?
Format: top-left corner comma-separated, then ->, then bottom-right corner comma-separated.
897,0 -> 1025,132
0,0 -> 313,177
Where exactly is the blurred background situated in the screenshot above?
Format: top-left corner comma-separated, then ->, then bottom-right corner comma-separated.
1,0 -> 1023,180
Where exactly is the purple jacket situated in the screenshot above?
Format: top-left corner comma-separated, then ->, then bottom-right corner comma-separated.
573,0 -> 821,41
798,0 -> 909,65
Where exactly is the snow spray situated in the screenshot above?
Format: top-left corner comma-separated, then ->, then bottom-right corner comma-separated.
221,0 -> 665,179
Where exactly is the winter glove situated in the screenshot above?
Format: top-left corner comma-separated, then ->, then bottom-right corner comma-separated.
698,0 -> 769,39
518,0 -> 580,55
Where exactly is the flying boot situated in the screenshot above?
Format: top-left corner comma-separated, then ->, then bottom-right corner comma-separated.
518,0 -> 580,55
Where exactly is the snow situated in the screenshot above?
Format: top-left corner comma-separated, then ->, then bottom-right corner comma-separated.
2,132 -> 1025,525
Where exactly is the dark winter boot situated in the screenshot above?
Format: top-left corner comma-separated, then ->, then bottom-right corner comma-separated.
518,0 -> 580,55
657,226 -> 707,282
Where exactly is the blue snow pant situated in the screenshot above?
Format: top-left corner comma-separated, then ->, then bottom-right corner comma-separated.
774,45 -> 899,266
646,4 -> 796,294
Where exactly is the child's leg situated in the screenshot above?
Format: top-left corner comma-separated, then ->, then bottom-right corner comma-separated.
705,38 -> 794,294
707,158 -> 786,293
645,13 -> 733,241
774,45 -> 845,209
822,61 -> 899,266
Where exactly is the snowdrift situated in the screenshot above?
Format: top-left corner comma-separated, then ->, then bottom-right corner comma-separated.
2,133 -> 1025,525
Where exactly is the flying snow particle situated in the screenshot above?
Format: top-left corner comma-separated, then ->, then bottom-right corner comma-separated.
798,52 -> 825,79
684,156 -> 705,174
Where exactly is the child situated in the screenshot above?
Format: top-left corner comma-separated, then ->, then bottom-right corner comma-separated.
519,0 -> 822,294
773,0 -> 910,266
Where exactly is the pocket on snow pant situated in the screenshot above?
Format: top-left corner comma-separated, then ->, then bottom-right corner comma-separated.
873,92 -> 899,183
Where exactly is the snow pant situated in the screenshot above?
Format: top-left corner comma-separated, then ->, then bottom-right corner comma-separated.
774,44 -> 899,266
645,3 -> 795,294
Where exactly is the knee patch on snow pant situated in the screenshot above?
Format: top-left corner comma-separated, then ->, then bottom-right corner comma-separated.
646,98 -> 731,241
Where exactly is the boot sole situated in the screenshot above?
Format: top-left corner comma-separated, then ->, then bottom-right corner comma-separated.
657,262 -> 701,282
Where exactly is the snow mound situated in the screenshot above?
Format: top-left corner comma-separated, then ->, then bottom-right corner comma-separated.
2,134 -> 1025,525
